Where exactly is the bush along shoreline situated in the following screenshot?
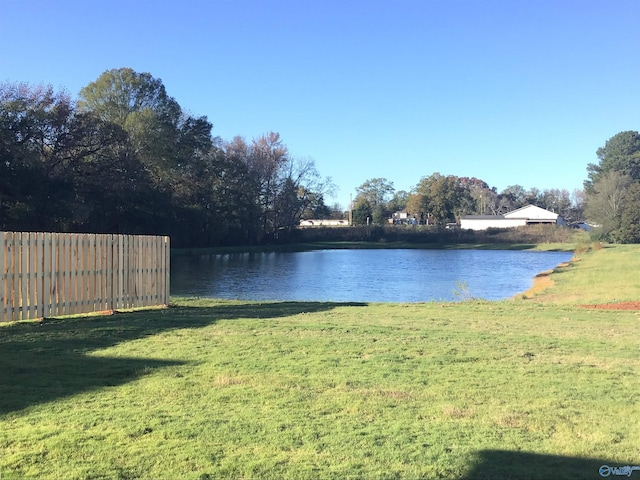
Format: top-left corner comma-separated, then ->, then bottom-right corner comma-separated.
172,225 -> 582,256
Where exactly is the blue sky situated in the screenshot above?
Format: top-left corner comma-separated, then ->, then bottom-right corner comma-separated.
2,0 -> 638,209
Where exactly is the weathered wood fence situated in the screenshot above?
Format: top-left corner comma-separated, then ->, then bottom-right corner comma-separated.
0,232 -> 170,322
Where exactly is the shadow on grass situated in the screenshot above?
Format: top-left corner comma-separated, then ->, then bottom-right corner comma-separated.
463,449 -> 638,480
0,300 -> 363,415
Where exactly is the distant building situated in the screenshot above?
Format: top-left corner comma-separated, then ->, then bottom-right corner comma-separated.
299,219 -> 350,227
390,211 -> 409,225
459,205 -> 565,231
389,211 -> 431,225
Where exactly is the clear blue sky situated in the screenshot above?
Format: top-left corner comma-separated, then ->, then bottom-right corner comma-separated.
2,0 -> 638,210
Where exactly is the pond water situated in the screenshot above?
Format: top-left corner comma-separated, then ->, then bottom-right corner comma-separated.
170,249 -> 573,303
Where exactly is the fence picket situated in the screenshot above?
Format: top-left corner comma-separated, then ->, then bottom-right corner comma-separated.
15,233 -> 21,321
0,233 -> 6,322
42,233 -> 51,318
62,233 -> 71,317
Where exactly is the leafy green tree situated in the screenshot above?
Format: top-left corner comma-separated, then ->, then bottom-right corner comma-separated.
354,178 -> 394,224
583,131 -> 640,242
404,193 -> 424,218
0,82 -> 71,230
79,68 -> 212,191
584,170 -> 632,241
78,68 -> 217,243
586,130 -> 640,191
352,199 -> 373,226
388,190 -> 409,213
2,74 -> 334,248
62,112 -> 156,234
300,193 -> 332,219
500,185 -> 527,209
413,173 -> 473,224
524,187 -> 542,207
173,146 -> 260,246
78,68 -> 180,128
355,178 -> 395,207
0,81 -> 161,234
617,182 -> 640,243
459,178 -> 493,215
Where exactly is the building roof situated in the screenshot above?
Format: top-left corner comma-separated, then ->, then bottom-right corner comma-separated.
462,215 -> 506,220
461,205 -> 559,221
504,204 -> 558,220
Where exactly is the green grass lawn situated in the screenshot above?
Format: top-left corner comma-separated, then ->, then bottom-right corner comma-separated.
1,244 -> 639,479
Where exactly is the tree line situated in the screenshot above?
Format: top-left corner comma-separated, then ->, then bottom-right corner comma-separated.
0,69 -> 336,247
583,130 -> 640,243
350,176 -> 586,227
348,132 -> 640,244
1,67 -> 638,245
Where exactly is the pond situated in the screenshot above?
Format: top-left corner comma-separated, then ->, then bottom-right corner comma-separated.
170,249 -> 573,303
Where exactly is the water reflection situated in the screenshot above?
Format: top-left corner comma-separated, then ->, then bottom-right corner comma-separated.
171,249 -> 573,302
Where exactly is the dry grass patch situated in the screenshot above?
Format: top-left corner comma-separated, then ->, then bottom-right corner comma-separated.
442,405 -> 476,420
212,374 -> 245,387
494,412 -> 529,429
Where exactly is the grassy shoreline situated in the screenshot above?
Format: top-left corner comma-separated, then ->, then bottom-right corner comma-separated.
1,243 -> 638,479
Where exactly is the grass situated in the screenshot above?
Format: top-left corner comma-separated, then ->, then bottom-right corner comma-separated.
518,243 -> 640,304
1,244 -> 639,479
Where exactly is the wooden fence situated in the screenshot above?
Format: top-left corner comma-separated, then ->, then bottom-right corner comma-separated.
0,232 -> 170,322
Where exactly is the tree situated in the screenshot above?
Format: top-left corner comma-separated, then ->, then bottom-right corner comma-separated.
354,178 -> 395,225
499,185 -> 527,211
480,189 -> 514,215
0,81 -> 147,233
586,131 -> 640,191
2,73 -> 333,247
538,188 -> 572,217
78,68 -> 180,128
0,82 -> 70,230
300,193 -> 333,219
524,187 -> 542,207
241,132 -> 289,237
352,199 -> 372,226
223,133 -> 334,240
388,190 -> 409,213
280,157 -> 335,230
78,68 -> 219,242
328,203 -> 346,220
617,182 -> 640,243
79,68 -> 212,191
355,178 -> 395,206
584,170 -> 632,241
405,193 -> 425,220
412,173 -> 473,224
459,178 -> 494,215
567,189 -> 587,224
61,111 -> 155,234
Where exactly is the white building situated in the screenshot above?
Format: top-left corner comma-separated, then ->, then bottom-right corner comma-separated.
299,219 -> 350,227
459,205 -> 564,231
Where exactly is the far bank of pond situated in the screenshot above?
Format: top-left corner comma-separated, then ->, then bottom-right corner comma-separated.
171,248 -> 574,303
171,240 -> 577,257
